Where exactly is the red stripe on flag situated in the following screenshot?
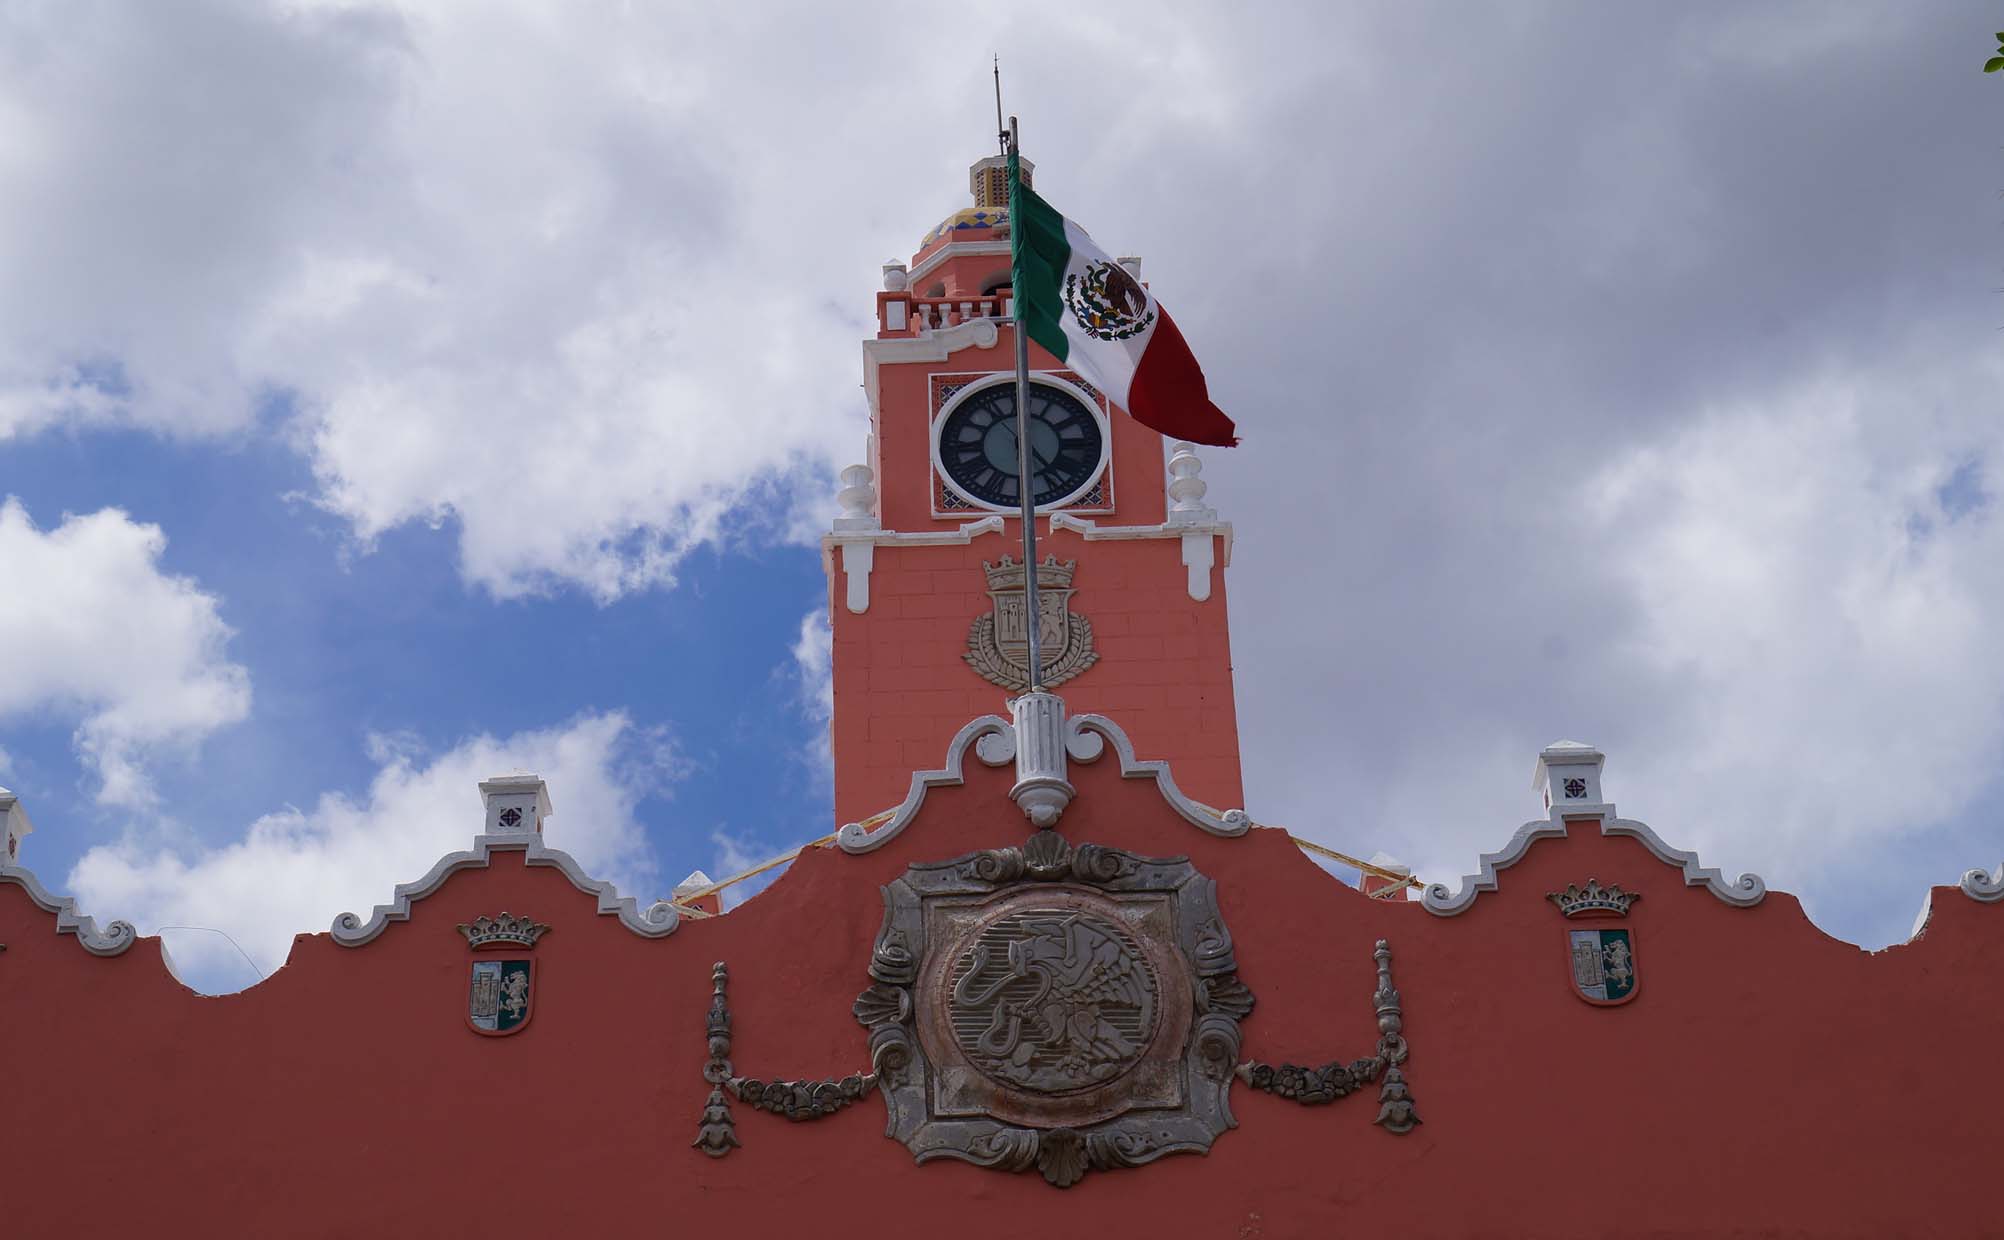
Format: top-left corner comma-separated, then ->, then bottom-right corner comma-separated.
1126,311 -> 1239,447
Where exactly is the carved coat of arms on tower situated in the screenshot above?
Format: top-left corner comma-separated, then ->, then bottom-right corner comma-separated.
964,555 -> 1098,691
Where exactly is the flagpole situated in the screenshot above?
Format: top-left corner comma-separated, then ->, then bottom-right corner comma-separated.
1006,115 -> 1043,693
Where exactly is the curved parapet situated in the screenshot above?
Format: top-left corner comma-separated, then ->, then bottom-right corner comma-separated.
1422,815 -> 1767,917
837,715 -> 1014,854
1961,863 -> 2004,903
1601,818 -> 1766,908
0,863 -> 139,956
837,707 -> 1255,855
1068,713 -> 1253,837
1420,820 -> 1567,917
330,834 -> 678,947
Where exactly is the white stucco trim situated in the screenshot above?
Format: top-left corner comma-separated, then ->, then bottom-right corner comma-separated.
1067,713 -> 1253,836
863,318 -> 999,421
1049,513 -> 1233,602
1417,819 -> 1570,917
0,863 -> 138,956
836,715 -> 1016,853
330,834 -> 679,947
837,706 -> 1253,854
819,515 -> 1006,614
1960,863 -> 2004,902
1601,817 -> 1767,907
1420,807 -> 1768,917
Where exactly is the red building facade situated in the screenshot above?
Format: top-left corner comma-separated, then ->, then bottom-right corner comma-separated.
3,157 -> 2003,1239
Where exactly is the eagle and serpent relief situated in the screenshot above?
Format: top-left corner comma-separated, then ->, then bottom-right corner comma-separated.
946,905 -> 1159,1094
698,832 -> 1417,1187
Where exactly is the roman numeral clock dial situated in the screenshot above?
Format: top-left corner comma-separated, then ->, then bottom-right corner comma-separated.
937,380 -> 1105,510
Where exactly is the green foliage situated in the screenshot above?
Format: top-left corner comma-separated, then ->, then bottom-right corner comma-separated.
1988,32 -> 2004,72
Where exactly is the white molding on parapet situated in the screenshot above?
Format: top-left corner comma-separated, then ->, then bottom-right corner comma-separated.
1067,713 -> 1252,836
1602,817 -> 1767,907
821,515 -> 1006,615
1421,808 -> 1767,917
330,834 -> 680,947
0,863 -> 138,956
862,317 -> 999,420
1049,513 -> 1233,602
836,707 -> 1253,854
1962,863 -> 2004,903
1418,819 -> 1570,917
838,715 -> 1016,853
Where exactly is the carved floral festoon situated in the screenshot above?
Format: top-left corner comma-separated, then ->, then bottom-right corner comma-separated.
702,825 -> 1417,1188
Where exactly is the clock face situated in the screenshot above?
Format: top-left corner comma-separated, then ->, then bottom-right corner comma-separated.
937,380 -> 1105,509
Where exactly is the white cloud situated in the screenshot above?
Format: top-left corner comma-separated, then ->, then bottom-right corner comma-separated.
0,2 -> 999,598
1576,359 -> 2004,883
68,710 -> 669,993
788,606 -> 834,778
0,499 -> 251,807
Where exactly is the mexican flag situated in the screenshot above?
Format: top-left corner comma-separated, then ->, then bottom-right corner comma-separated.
1010,151 -> 1238,447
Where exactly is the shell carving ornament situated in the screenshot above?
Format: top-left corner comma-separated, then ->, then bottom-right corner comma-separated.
852,831 -> 1253,1188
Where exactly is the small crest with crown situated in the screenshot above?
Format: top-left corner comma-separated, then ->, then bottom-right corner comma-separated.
982,553 -> 1076,592
457,911 -> 552,950
1546,879 -> 1639,919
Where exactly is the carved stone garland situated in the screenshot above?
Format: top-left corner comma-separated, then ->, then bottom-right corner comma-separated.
1235,938 -> 1420,1134
692,962 -> 740,1157
854,830 -> 1254,1188
694,959 -> 877,1155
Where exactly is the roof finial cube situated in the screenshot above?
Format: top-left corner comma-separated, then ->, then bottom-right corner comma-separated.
0,785 -> 32,867
1532,741 -> 1607,813
479,774 -> 552,836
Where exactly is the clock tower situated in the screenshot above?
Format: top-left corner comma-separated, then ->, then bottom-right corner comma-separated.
822,154 -> 1242,827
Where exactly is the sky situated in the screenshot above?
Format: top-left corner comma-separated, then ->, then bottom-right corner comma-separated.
2,1 -> 2001,991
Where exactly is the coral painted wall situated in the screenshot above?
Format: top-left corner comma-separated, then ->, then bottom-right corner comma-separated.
3,750 -> 2000,1239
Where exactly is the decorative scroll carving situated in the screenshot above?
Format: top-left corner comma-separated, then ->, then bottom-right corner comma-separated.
1961,863 -> 2004,903
729,1072 -> 878,1121
1237,938 -> 1418,1135
692,962 -> 739,1158
856,833 -> 1253,1188
0,863 -> 138,956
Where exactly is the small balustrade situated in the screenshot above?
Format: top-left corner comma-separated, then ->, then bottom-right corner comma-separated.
877,293 -> 1013,337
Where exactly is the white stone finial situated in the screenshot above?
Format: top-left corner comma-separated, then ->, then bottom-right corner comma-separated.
0,785 -> 32,867
882,261 -> 909,292
1532,741 -> 1607,814
1167,442 -> 1214,525
834,463 -> 880,531
1009,692 -> 1076,829
480,774 -> 552,836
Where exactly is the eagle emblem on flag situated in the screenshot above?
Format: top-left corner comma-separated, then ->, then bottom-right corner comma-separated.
1063,259 -> 1156,342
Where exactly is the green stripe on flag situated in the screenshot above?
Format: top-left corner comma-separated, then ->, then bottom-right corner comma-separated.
1009,160 -> 1072,361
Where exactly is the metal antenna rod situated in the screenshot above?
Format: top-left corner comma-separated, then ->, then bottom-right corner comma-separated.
1008,115 -> 1043,692
994,56 -> 1007,156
